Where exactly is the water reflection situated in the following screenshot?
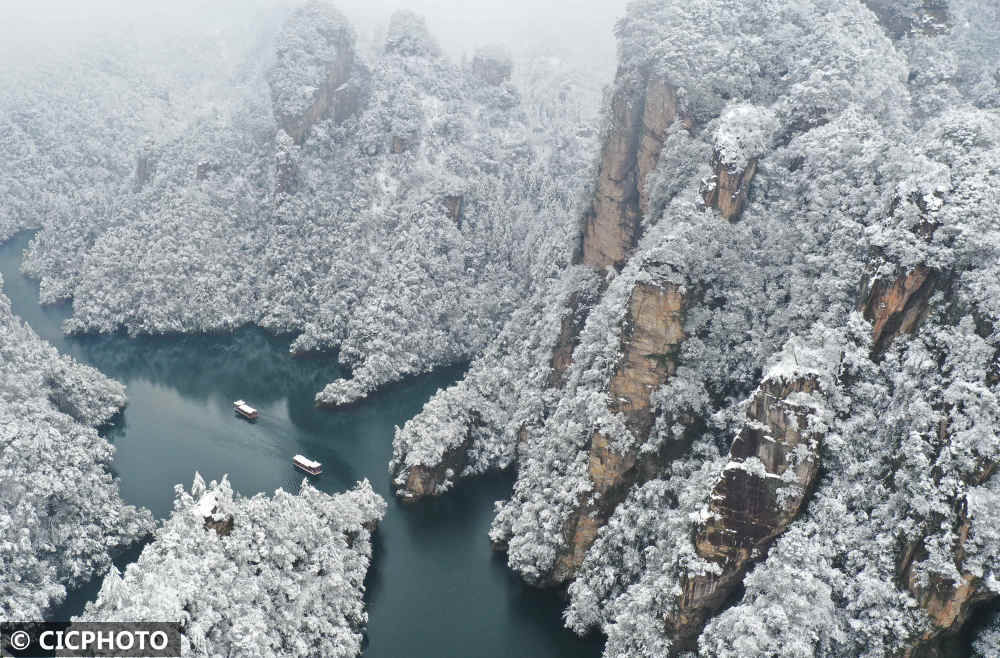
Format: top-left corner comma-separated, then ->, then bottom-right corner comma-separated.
76,329 -> 339,407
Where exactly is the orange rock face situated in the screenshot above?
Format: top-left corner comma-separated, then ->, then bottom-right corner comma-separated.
554,513 -> 603,584
636,79 -> 682,217
395,420 -> 476,503
403,465 -> 439,499
668,375 -> 824,646
702,153 -> 758,222
580,76 -> 686,270
858,265 -> 938,355
609,283 -> 686,430
553,281 -> 687,583
898,531 -> 991,657
898,460 -> 998,656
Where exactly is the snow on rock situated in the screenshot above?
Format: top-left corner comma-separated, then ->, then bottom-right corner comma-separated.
711,104 -> 777,173
384,1 -> 1000,655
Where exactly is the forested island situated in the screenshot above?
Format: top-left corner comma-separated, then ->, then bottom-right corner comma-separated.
1,0 -> 999,656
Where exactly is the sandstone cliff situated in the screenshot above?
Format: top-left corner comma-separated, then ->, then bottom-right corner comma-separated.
702,150 -> 758,222
579,74 -> 688,271
543,70 -> 691,476
553,279 -> 688,582
397,416 -> 477,503
896,420 -> 999,655
858,264 -> 940,356
669,372 -> 826,646
900,505 -> 994,656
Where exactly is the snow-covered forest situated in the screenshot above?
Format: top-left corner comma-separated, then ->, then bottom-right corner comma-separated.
391,0 -> 1000,654
0,274 -> 154,619
77,475 -> 385,658
2,0 -> 999,655
0,1 -> 606,654
0,266 -> 390,655
1,0 -> 600,406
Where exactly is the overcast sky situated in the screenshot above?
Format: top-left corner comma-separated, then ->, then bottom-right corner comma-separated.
0,0 -> 626,70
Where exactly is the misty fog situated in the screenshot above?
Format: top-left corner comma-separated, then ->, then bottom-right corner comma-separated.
3,0 -> 999,656
0,0 -> 625,74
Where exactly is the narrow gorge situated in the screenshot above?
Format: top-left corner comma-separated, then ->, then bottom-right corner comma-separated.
1,0 -> 998,656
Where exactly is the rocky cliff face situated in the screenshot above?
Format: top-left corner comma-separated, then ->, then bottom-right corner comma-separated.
553,280 -> 687,583
897,432 -> 998,655
267,1 -> 362,144
541,75 -> 692,541
579,74 -> 687,271
668,373 -> 825,646
607,282 -> 686,432
901,514 -> 992,656
702,150 -> 758,222
547,291 -> 593,388
399,430 -> 473,503
859,264 -> 939,356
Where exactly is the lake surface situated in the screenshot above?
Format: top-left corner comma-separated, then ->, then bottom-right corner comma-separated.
0,231 -> 603,658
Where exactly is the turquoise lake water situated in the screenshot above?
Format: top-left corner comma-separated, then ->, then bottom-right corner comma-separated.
0,231 -> 603,658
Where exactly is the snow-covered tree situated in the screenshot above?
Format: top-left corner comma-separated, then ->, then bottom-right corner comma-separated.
78,475 -> 386,658
0,276 -> 154,619
390,1 -> 1000,655
4,3 -> 597,407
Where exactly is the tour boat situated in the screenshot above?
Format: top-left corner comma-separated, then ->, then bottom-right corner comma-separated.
293,454 -> 322,476
233,399 -> 259,421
